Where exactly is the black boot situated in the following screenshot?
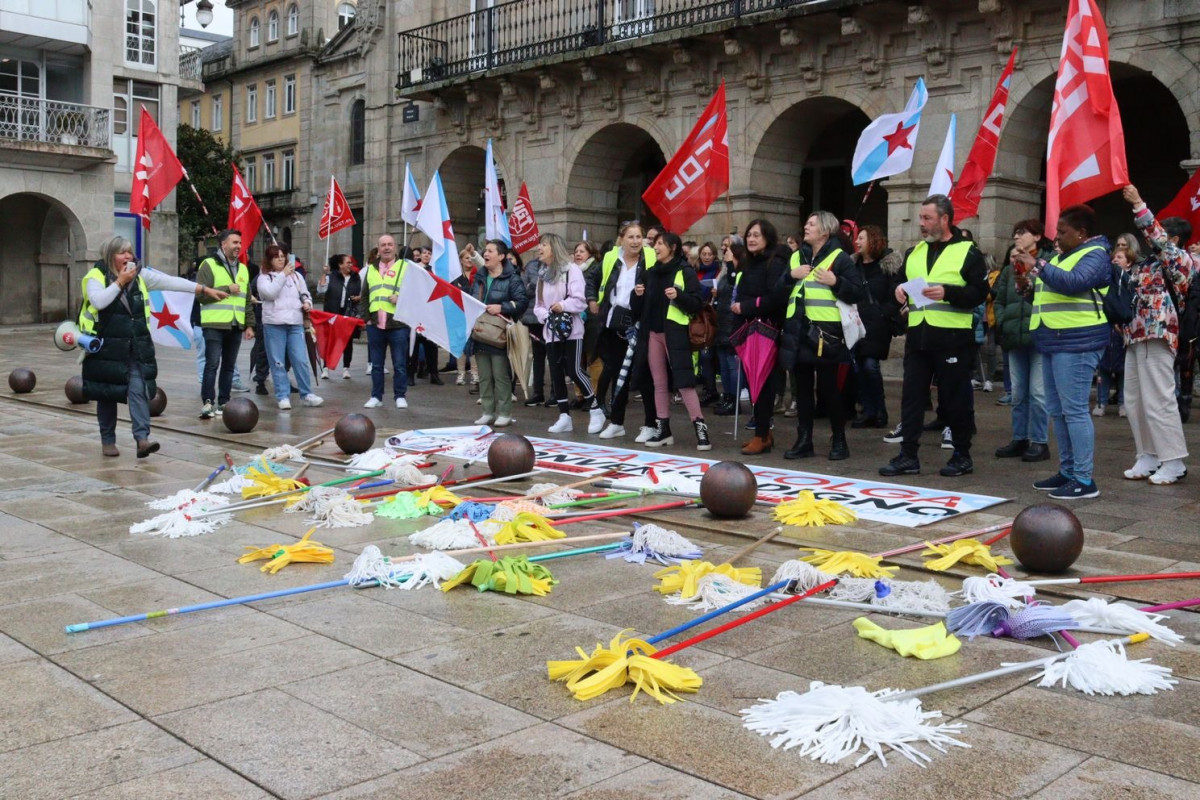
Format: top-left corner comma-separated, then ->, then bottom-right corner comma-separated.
829,430 -> 850,461
784,425 -> 814,459
693,418 -> 712,451
713,393 -> 735,416
645,418 -> 674,448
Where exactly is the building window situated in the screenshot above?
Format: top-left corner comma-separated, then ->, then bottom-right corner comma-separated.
249,17 -> 260,48
283,150 -> 295,191
267,10 -> 279,42
112,79 -> 160,171
350,99 -> 365,165
190,100 -> 200,128
287,4 -> 299,36
212,93 -> 223,130
245,157 -> 256,192
246,83 -> 257,123
284,74 -> 295,114
338,2 -> 356,31
0,59 -> 41,99
125,0 -> 157,66
263,154 -> 276,191
264,79 -> 276,119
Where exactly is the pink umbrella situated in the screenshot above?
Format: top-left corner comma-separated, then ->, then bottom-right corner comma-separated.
731,319 -> 779,405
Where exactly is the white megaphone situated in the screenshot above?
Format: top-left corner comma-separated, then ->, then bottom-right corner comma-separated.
55,320 -> 103,354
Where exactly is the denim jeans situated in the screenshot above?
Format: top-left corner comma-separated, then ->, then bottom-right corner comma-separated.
97,358 -> 151,445
264,324 -> 313,401
1042,348 -> 1102,483
367,325 -> 409,400
1008,345 -> 1048,443
1097,369 -> 1124,407
202,327 -> 243,404
856,355 -> 886,421
716,345 -> 738,396
193,326 -> 241,385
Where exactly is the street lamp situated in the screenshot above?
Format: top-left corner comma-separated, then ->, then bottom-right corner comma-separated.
195,0 -> 215,28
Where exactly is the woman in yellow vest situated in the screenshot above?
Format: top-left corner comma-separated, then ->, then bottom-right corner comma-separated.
778,211 -> 866,460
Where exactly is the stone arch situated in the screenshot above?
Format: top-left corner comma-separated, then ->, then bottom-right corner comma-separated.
565,122 -> 668,242
435,144 -> 492,247
0,192 -> 88,324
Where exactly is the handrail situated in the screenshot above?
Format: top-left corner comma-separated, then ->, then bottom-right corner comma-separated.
0,93 -> 111,149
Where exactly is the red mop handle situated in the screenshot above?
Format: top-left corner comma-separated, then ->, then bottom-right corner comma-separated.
650,579 -> 838,660
554,499 -> 699,525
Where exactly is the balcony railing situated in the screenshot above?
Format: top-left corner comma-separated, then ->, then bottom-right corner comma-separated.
0,93 -> 111,149
181,46 -> 204,82
397,0 -> 839,88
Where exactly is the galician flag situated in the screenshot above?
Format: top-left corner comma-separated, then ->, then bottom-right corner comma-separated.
851,78 -> 929,186
147,287 -> 194,349
401,162 -> 422,226
928,114 -> 957,197
414,171 -> 462,282
484,139 -> 511,246
393,261 -> 484,358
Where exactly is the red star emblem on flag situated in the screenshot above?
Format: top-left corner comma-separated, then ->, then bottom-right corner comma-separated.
150,303 -> 181,330
882,120 -> 916,156
427,274 -> 464,310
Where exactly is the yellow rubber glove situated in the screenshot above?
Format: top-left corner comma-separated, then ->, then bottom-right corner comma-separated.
853,617 -> 961,660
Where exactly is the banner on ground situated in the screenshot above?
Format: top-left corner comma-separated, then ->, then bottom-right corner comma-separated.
386,427 -> 1007,528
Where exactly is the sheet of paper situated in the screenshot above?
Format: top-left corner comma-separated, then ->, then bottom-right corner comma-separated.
899,277 -> 935,308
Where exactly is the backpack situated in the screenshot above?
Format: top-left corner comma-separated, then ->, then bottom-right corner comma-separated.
1097,264 -> 1136,326
687,303 -> 717,350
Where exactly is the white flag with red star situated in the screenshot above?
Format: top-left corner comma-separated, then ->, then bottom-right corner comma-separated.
928,114 -> 957,197
148,289 -> 194,349
393,261 -> 484,358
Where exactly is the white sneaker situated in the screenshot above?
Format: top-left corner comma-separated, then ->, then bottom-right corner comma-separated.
321,367 -> 330,380
599,423 -> 626,439
474,414 -> 496,425
494,416 -> 513,427
548,414 -> 573,433
365,363 -> 372,375
739,389 -> 750,402
1149,458 -> 1187,485
635,425 -> 656,443
278,398 -> 292,410
302,394 -> 324,407
1092,405 -> 1106,417
395,397 -> 408,409
940,426 -> 954,449
1124,454 -> 1161,480
1118,405 -> 1127,417
363,397 -> 383,409
455,372 -> 466,385
983,380 -> 993,392
587,408 -> 607,434
342,368 -> 351,380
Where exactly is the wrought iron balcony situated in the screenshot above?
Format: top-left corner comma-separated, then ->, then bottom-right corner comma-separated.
0,93 -> 111,149
181,46 -> 204,82
396,0 -> 845,89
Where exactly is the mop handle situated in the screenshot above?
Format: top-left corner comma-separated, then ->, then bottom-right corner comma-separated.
294,427 -> 337,450
650,579 -> 840,660
646,580 -> 794,646
195,469 -> 390,517
527,543 -> 623,562
353,471 -> 497,502
388,532 -> 632,564
875,521 -> 1012,559
1028,571 -> 1200,587
889,633 -> 1149,702
1141,597 -> 1200,613
551,499 -> 700,524
193,463 -> 227,492
545,492 -> 640,510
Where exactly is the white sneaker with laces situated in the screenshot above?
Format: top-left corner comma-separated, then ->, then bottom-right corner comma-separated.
493,416 -> 513,427
1092,405 -> 1106,417
1149,458 -> 1187,485
548,414 -> 573,433
587,408 -> 607,434
302,394 -> 323,407
395,397 -> 408,409
940,426 -> 954,449
363,397 -> 383,408
455,372 -> 466,385
278,398 -> 292,410
342,368 -> 351,379
474,414 -> 496,425
599,423 -> 626,439
635,425 -> 656,443
1124,454 -> 1161,480
321,368 -> 330,380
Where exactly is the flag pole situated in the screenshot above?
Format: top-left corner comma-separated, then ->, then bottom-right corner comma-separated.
854,180 -> 877,224
324,174 -> 334,268
180,167 -> 220,236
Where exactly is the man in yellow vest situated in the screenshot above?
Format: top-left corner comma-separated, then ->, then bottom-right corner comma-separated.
196,228 -> 251,419
1020,203 -> 1113,499
358,233 -> 411,409
880,195 -> 988,479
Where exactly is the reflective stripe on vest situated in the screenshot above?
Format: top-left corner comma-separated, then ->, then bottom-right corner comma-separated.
786,248 -> 843,322
199,258 -> 248,326
78,267 -> 149,333
1029,245 -> 1107,330
598,245 -> 655,306
366,262 -> 407,315
666,270 -> 688,326
904,241 -> 974,329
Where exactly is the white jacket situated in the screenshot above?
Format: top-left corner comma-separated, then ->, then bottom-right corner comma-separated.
257,271 -> 311,326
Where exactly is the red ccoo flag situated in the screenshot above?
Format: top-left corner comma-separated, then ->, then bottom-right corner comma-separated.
1159,169 -> 1200,247
318,175 -> 356,239
950,49 -> 1016,222
642,81 -> 729,234
1044,0 -> 1128,234
509,182 -> 541,253
227,165 -> 264,263
129,107 -> 184,230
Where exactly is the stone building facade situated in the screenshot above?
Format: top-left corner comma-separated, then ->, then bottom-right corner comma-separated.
301,0 -> 1198,266
0,0 -> 196,324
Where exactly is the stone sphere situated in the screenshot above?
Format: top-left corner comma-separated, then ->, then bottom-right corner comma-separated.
1010,503 -> 1084,574
8,368 -> 35,393
149,388 -> 168,417
64,375 -> 88,404
700,461 -> 759,519
487,434 -> 536,477
334,413 -> 376,454
222,397 -> 259,434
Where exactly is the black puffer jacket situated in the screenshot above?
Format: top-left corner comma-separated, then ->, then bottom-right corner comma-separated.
81,265 -> 158,403
713,266 -> 738,347
777,241 -> 866,367
630,255 -> 704,389
472,264 -> 529,356
855,250 -> 905,360
732,246 -> 789,328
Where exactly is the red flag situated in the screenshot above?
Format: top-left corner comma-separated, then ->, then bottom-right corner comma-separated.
308,309 -> 366,370
319,175 -> 356,239
642,82 -> 729,233
227,165 -> 264,263
949,49 -> 1016,222
1044,0 -> 1128,234
1159,170 -> 1200,247
129,107 -> 184,230
509,182 -> 541,252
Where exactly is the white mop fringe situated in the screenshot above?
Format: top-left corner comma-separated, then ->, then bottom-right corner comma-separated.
146,490 -> 226,511
527,482 -> 583,507
209,473 -> 251,494
1060,598 -> 1184,646
309,494 -> 374,528
344,546 -> 465,590
260,444 -> 304,462
741,683 -> 969,767
629,524 -> 702,559
130,495 -> 231,538
346,448 -> 399,471
1033,638 -> 1177,695
408,518 -> 499,550
771,560 -> 838,593
957,574 -> 1037,608
667,573 -> 764,612
827,577 -> 952,613
285,486 -> 347,515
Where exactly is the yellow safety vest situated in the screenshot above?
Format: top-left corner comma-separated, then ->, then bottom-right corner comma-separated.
366,261 -> 407,315
199,257 -> 249,326
598,245 -> 656,306
787,248 -> 843,322
904,241 -> 974,329
1029,245 -> 1108,330
666,270 -> 688,326
78,267 -> 149,334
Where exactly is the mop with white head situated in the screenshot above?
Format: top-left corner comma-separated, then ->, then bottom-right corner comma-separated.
829,577 -> 953,613
409,518 -> 502,550
1032,638 -> 1178,695
605,523 -> 703,565
260,444 -> 305,463
130,494 -> 232,538
344,546 -> 466,590
957,573 -> 1038,609
146,490 -> 227,511
1060,598 -> 1184,646
526,482 -> 584,507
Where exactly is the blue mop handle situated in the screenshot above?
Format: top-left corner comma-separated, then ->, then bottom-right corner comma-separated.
353,479 -> 393,492
528,543 -> 622,561
193,463 -> 228,492
646,579 -> 792,646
